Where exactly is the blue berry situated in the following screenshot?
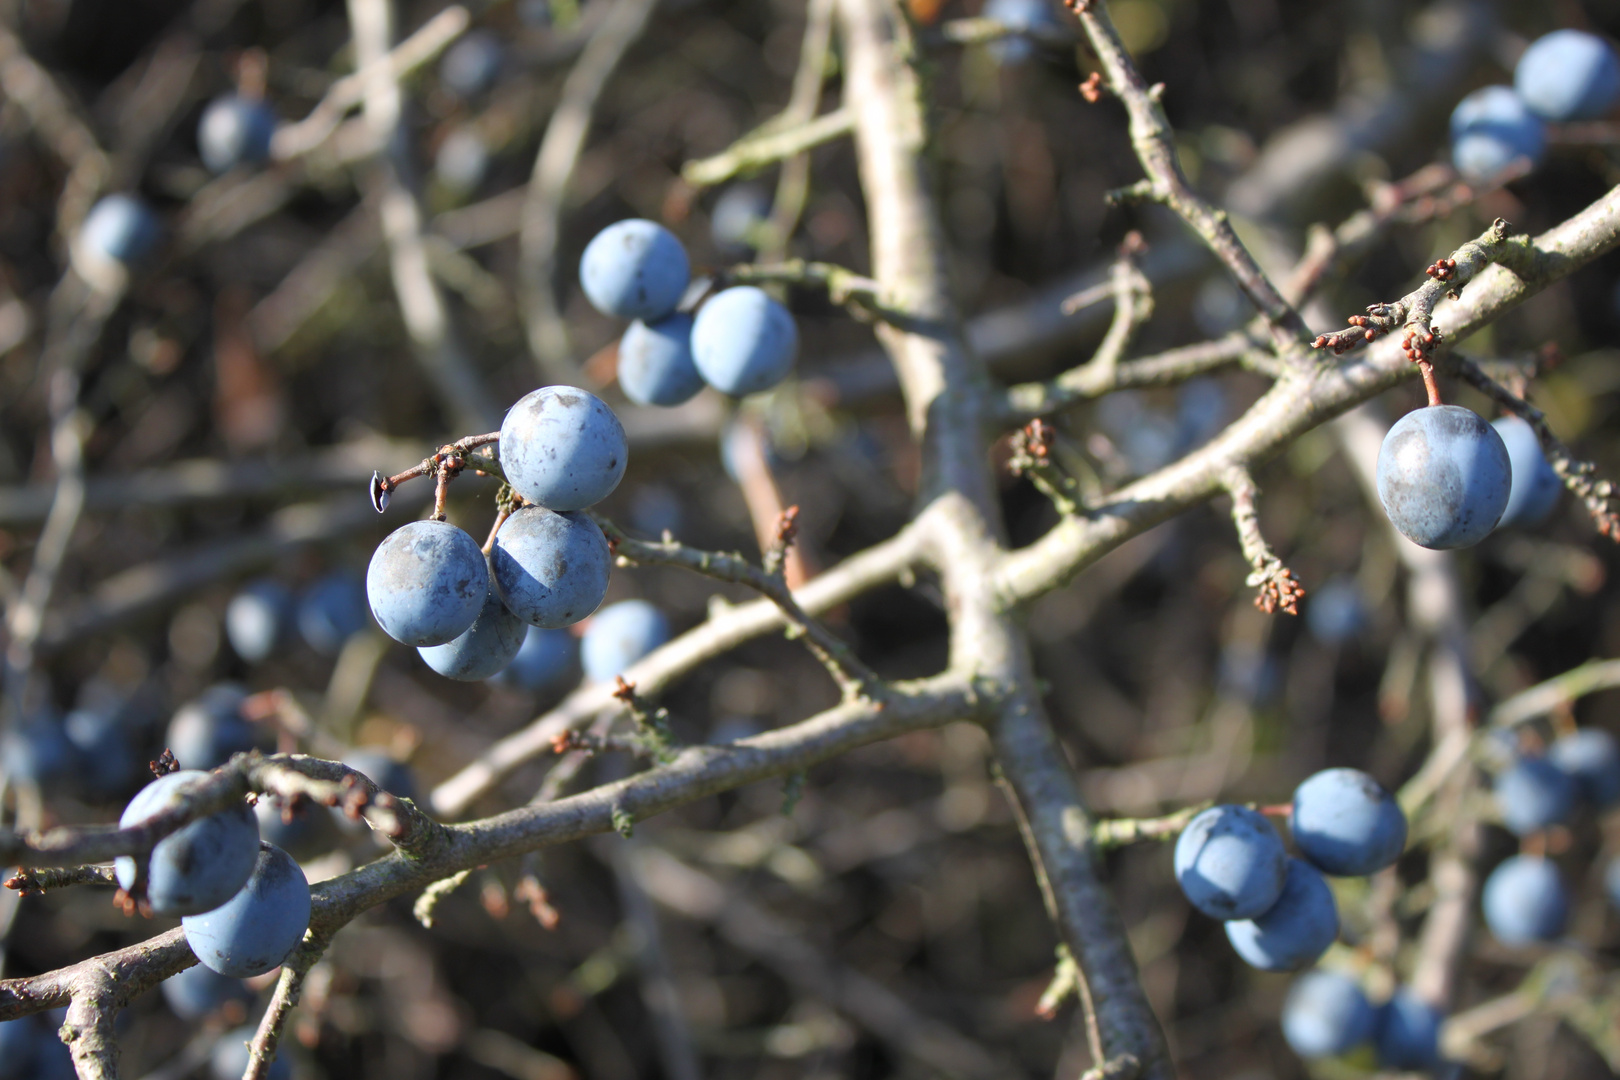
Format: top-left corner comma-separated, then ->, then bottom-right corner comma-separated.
226,579 -> 294,663
2,713 -> 75,788
1491,416 -> 1561,528
197,95 -> 276,173
440,29 -> 503,97
297,572 -> 370,656
1224,858 -> 1340,971
115,770 -> 261,916
1173,804 -> 1288,920
1281,970 -> 1376,1059
691,286 -> 798,397
579,219 -> 690,321
1547,728 -> 1620,807
64,707 -> 140,798
1494,756 -> 1576,835
1376,405 -> 1511,549
1449,86 -> 1547,181
79,194 -> 162,266
182,842 -> 311,978
1482,854 -> 1568,946
254,795 -> 338,862
435,126 -> 489,195
419,578 -> 527,681
1374,988 -> 1443,1071
211,1025 -> 292,1080
582,599 -> 670,682
619,314 -> 705,407
161,963 -> 253,1022
1304,577 -> 1367,646
490,625 -> 579,692
1515,30 -> 1620,121
1291,768 -> 1407,876
166,683 -> 263,770
498,386 -> 628,511
984,0 -> 1054,64
490,507 -> 611,628
366,520 -> 487,646
710,184 -> 771,255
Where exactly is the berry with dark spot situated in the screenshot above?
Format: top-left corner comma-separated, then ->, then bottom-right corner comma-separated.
366,520 -> 487,646
1173,804 -> 1288,919
579,219 -> 690,321
1376,405 -> 1511,549
489,506 -> 612,628
498,386 -> 628,511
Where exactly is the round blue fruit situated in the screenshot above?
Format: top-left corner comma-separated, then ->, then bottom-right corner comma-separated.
1291,767 -> 1407,876
1173,804 -> 1288,920
1224,858 -> 1340,972
211,1025 -> 292,1080
1515,29 -> 1620,121
1490,416 -> 1561,528
711,184 -> 771,255
419,577 -> 527,681
1449,85 -> 1547,181
579,219 -> 690,320
80,194 -> 162,266
691,286 -> 799,397
619,314 -> 705,407
115,770 -> 261,916
498,386 -> 628,511
64,707 -> 139,798
1482,854 -> 1568,946
197,95 -> 276,173
440,29 -> 503,97
1547,727 -> 1620,807
1304,577 -> 1367,646
582,599 -> 670,682
1376,405 -> 1511,549
1494,756 -> 1576,835
1374,988 -> 1443,1071
490,506 -> 611,628
162,963 -> 253,1022
1281,969 -> 1376,1060
985,0 -> 1053,64
2,714 -> 75,788
366,520 -> 487,646
167,683 -> 262,770
297,572 -> 370,656
225,579 -> 294,663
183,842 -> 311,978
490,625 -> 579,692
435,125 -> 489,195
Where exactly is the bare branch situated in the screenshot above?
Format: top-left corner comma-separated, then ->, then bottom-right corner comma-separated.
681,108 -> 854,188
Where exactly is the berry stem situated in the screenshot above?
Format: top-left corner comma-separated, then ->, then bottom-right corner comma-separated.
1418,359 -> 1443,407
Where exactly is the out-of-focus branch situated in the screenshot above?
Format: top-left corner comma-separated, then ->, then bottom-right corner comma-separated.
0,19 -> 110,235
681,107 -> 854,189
628,845 -> 1010,1078
759,0 -> 836,261
1489,657 -> 1620,728
348,0 -> 502,433
271,6 -> 471,159
518,0 -> 662,380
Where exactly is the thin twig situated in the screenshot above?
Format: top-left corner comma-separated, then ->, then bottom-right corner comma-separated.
682,107 -> 854,188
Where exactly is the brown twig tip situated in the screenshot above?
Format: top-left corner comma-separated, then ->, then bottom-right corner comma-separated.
513,876 -> 562,930
149,749 -> 178,778
612,675 -> 638,703
1252,566 -> 1305,616
773,505 -> 801,549
1078,72 -> 1104,103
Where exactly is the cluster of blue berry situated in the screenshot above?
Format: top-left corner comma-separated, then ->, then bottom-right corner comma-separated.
1174,770 -> 1440,1067
1450,30 -> 1620,181
582,219 -> 800,404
